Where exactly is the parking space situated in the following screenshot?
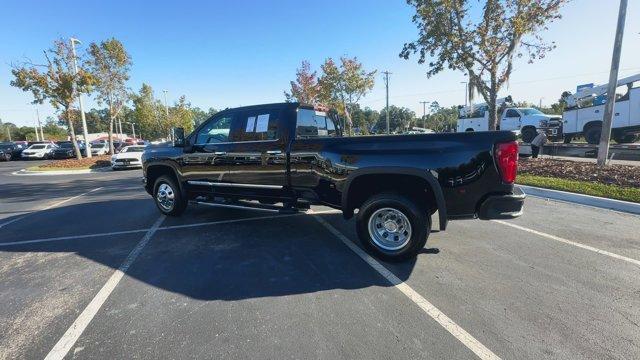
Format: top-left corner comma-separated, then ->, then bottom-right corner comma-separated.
1,161 -> 639,359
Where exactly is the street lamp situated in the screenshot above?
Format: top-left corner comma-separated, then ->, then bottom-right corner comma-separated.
70,37 -> 91,158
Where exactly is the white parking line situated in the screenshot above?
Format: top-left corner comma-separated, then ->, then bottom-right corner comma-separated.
0,187 -> 103,229
44,215 -> 166,360
313,216 -> 501,360
494,220 -> 640,267
0,209 -> 342,247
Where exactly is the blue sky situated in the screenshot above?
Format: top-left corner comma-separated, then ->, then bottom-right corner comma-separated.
1,0 -> 639,127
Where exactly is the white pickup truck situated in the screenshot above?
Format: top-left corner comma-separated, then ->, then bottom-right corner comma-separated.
561,74 -> 640,144
457,107 -> 562,143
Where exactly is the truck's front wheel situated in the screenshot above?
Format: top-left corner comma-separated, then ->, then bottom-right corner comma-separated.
153,175 -> 187,216
356,193 -> 430,261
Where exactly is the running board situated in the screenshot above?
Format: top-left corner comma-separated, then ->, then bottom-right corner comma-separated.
191,199 -> 305,214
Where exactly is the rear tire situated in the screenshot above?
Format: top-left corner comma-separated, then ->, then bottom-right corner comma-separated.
613,133 -> 639,144
356,193 -> 430,262
563,135 -> 572,144
584,125 -> 602,145
153,175 -> 187,216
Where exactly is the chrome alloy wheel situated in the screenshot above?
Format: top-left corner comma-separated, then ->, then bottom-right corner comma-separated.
367,207 -> 412,251
156,183 -> 175,211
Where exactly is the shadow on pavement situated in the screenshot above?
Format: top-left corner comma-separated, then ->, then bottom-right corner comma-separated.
0,200 -> 439,301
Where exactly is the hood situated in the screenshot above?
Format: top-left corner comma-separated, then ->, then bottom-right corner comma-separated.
113,151 -> 144,160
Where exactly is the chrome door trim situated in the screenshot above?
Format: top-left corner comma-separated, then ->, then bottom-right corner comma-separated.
187,181 -> 283,190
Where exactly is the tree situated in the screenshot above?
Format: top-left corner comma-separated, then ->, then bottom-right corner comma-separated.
170,96 -> 195,133
132,83 -> 164,141
11,38 -> 94,159
349,105 -> 380,135
285,60 -> 321,104
374,106 -> 416,133
400,0 -> 568,130
192,107 -> 218,127
42,117 -> 68,140
86,38 -> 132,154
318,57 -> 376,135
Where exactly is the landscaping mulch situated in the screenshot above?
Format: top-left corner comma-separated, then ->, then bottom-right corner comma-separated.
38,155 -> 111,169
519,158 -> 640,188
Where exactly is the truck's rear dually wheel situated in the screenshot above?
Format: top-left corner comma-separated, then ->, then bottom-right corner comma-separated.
356,193 -> 430,261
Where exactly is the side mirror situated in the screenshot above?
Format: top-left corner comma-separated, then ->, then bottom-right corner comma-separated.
172,127 -> 185,147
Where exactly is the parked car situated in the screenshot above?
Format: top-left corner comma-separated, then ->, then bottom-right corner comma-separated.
0,142 -> 23,161
90,142 -> 109,156
142,102 -> 525,261
21,143 -> 57,159
52,141 -> 85,159
111,145 -> 146,169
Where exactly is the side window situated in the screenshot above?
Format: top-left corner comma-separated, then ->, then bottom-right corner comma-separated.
196,114 -> 233,144
231,110 -> 279,142
505,109 -> 520,118
296,109 -> 335,138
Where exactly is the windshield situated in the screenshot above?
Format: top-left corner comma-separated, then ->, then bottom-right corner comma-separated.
122,146 -> 145,153
93,143 -> 106,148
30,145 -> 46,149
58,143 -> 73,148
520,108 -> 544,115
0,144 -> 13,150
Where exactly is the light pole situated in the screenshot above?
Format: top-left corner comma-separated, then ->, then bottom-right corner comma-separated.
539,97 -> 544,108
125,122 -> 136,140
460,81 -> 468,107
70,37 -> 91,158
162,89 -> 170,140
382,71 -> 391,134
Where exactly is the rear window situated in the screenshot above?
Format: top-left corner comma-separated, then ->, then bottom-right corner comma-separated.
296,109 -> 337,138
30,145 -> 46,149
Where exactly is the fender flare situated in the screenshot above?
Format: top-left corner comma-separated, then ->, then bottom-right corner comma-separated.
341,167 -> 448,231
145,161 -> 184,194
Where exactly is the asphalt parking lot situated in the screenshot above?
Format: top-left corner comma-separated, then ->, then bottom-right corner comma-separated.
1,160 -> 639,360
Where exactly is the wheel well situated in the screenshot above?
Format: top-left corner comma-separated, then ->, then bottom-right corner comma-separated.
345,174 -> 437,216
521,125 -> 536,132
145,165 -> 179,194
583,120 -> 602,133
465,128 -> 474,132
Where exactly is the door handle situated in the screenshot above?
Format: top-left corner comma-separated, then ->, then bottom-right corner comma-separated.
266,150 -> 282,155
214,151 -> 227,155
615,112 -> 620,116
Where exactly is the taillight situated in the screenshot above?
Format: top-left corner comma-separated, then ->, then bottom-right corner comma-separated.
495,141 -> 518,184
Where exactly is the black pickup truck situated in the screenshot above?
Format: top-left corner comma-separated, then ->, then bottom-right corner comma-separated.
142,102 -> 524,260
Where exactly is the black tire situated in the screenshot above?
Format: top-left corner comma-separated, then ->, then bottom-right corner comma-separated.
613,133 -> 639,144
153,175 -> 187,216
563,135 -> 572,144
3,153 -> 11,161
584,125 -> 602,145
521,127 -> 537,143
356,193 -> 430,262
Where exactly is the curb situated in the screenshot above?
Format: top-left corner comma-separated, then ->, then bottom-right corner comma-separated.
12,167 -> 112,176
518,184 -> 640,216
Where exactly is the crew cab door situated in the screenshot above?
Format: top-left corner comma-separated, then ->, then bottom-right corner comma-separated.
181,112 -> 236,184
500,109 -> 521,131
221,107 -> 288,197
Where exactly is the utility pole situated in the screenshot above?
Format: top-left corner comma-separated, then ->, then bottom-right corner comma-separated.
33,112 -> 40,141
35,108 -> 44,140
70,38 -> 91,158
539,97 -> 544,108
597,0 -> 628,167
7,126 -> 11,141
382,71 -> 391,134
130,123 -> 136,140
460,81 -> 468,107
420,101 -> 429,128
163,89 -> 170,140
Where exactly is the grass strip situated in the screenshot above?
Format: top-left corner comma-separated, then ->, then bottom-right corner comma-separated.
518,174 -> 640,204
